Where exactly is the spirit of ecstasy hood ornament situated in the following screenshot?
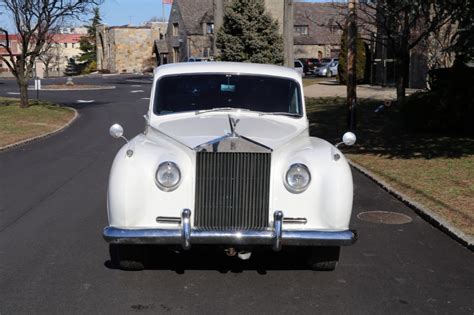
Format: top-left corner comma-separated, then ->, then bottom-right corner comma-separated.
228,115 -> 240,137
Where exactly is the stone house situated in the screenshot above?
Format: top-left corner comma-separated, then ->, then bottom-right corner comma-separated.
155,0 -> 286,64
293,2 -> 346,59
1,32 -> 84,78
96,22 -> 167,73
0,34 -> 21,77
41,33 -> 84,77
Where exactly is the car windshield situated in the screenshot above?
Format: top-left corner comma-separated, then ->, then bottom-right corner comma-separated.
320,58 -> 332,64
154,74 -> 302,116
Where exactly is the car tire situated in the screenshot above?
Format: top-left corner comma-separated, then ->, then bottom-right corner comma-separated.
307,246 -> 340,271
109,244 -> 145,271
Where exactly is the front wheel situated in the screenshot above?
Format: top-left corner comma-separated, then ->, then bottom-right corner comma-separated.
109,244 -> 145,271
307,246 -> 340,271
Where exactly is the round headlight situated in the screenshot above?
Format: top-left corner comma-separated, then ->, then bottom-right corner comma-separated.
155,161 -> 181,191
284,163 -> 311,193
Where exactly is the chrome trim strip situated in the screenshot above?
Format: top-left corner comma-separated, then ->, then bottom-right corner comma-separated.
103,227 -> 358,249
181,209 -> 191,250
273,211 -> 283,251
283,217 -> 308,224
156,216 -> 182,224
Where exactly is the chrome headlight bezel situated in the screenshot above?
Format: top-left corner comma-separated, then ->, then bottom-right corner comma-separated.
155,161 -> 182,192
284,163 -> 311,194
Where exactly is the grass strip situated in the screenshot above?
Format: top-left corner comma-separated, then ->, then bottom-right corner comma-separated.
0,97 -> 75,148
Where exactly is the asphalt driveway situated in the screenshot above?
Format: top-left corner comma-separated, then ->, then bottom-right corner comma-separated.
0,75 -> 472,314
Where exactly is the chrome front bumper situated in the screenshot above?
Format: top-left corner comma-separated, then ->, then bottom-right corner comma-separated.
103,210 -> 358,251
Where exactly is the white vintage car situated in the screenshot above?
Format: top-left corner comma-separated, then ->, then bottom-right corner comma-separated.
104,62 -> 357,271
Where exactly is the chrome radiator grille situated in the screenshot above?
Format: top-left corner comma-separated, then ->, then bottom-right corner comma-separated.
194,152 -> 271,230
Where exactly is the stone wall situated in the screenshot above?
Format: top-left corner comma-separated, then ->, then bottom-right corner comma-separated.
188,35 -> 214,58
97,22 -> 167,73
264,0 -> 284,33
294,44 -> 341,59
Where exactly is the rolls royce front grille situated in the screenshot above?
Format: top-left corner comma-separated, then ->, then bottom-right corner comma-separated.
195,152 -> 271,230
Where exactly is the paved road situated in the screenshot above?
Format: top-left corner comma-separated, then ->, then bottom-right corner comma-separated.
0,75 -> 472,314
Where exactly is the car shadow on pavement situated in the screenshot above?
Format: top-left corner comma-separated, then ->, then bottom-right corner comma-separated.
104,245 -> 312,273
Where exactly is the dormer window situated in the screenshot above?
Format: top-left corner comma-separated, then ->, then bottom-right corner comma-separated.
172,23 -> 179,36
294,25 -> 308,36
206,23 -> 214,34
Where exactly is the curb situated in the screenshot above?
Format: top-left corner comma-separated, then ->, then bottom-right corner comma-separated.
0,107 -> 79,153
29,86 -> 116,91
349,160 -> 473,251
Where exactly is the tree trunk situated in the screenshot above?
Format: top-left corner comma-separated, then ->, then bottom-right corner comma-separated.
346,0 -> 357,130
18,80 -> 29,108
396,38 -> 410,101
17,65 -> 29,108
16,59 -> 30,108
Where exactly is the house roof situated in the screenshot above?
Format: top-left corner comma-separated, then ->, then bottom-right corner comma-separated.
50,34 -> 83,43
175,0 -> 214,35
154,39 -> 169,53
294,2 -> 346,46
0,34 -> 20,41
0,34 -> 20,55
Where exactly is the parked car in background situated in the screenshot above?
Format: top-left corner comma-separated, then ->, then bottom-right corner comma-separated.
294,59 -> 305,77
105,62 -> 357,271
314,58 -> 339,77
187,56 -> 214,62
299,58 -> 320,74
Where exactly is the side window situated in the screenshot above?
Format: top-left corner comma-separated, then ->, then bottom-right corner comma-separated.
289,86 -> 300,114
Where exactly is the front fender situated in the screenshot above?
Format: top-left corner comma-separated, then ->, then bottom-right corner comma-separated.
107,133 -> 195,228
271,136 -> 353,230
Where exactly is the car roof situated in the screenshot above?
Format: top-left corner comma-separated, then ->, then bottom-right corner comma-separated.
154,62 -> 302,82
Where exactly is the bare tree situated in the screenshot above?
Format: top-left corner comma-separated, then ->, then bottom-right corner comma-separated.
38,37 -> 62,77
0,0 -> 101,108
357,0 -> 459,100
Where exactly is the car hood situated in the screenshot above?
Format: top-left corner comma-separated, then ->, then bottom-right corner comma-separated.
153,114 -> 307,150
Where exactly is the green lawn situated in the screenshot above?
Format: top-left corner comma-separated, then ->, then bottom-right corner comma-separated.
306,97 -> 474,237
0,97 -> 75,148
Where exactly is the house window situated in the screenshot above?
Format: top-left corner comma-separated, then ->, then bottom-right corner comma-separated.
294,25 -> 308,36
172,23 -> 179,36
64,43 -> 68,48
206,23 -> 214,34
173,47 -> 180,62
72,43 -> 75,48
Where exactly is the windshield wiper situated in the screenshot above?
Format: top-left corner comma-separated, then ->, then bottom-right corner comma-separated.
259,112 -> 302,117
195,107 -> 251,115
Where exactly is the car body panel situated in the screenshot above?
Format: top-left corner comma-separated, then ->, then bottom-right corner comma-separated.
106,62 -> 355,249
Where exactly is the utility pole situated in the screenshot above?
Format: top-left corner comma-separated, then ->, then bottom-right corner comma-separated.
347,0 -> 357,130
283,0 -> 294,67
213,0 -> 225,58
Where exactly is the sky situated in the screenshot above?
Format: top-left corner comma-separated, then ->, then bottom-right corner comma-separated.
99,0 -> 329,27
0,0 -> 332,31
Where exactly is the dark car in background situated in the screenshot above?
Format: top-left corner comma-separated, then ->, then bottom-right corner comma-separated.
299,58 -> 320,75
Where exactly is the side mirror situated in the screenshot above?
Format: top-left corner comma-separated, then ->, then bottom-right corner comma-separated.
336,132 -> 356,148
342,132 -> 356,146
109,123 -> 128,142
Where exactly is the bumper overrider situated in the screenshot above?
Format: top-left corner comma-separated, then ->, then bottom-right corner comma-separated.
103,210 -> 358,251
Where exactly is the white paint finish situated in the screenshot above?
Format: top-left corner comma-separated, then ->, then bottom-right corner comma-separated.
107,62 -> 354,232
7,92 -> 20,95
77,100 -> 95,103
156,113 -> 306,150
131,90 -> 145,93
